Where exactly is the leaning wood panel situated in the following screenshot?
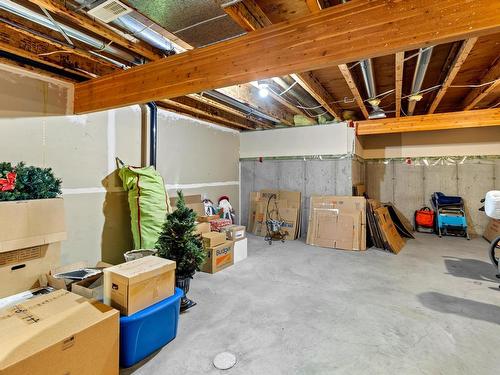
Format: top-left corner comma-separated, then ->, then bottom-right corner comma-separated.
74,0 -> 500,113
356,109 -> 500,135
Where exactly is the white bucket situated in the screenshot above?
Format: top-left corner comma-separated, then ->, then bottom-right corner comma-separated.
485,190 -> 500,220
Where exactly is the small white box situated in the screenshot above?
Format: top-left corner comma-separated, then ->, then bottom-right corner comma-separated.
233,238 -> 247,263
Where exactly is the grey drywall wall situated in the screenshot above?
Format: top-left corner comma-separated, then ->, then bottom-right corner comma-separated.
364,157 -> 500,235
240,157 -> 354,237
0,69 -> 241,265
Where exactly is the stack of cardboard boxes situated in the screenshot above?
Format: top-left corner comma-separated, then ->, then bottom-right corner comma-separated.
199,224 -> 247,273
247,190 -> 301,240
0,198 -> 122,374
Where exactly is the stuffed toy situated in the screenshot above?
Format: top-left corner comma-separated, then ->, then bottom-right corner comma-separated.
203,198 -> 218,216
218,195 -> 236,223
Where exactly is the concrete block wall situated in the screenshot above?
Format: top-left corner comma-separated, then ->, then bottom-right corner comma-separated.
364,158 -> 500,235
240,157 -> 354,237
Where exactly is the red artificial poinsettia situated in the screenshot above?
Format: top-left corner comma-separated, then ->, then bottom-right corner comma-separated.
0,171 -> 16,191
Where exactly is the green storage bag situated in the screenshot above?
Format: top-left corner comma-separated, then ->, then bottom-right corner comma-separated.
119,165 -> 171,249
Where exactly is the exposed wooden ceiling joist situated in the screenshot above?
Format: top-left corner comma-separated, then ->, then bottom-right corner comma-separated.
427,38 -> 478,114
188,93 -> 273,129
305,0 -> 323,13
356,108 -> 500,135
158,96 -> 261,130
394,52 -> 404,118
74,0 -> 500,114
462,58 -> 500,110
25,0 -> 162,61
0,9 -> 126,68
217,85 -> 295,126
289,72 -> 343,120
223,0 -> 342,120
0,20 -> 116,78
338,64 -> 370,119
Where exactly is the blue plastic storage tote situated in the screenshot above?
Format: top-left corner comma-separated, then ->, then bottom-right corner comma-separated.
120,287 -> 183,367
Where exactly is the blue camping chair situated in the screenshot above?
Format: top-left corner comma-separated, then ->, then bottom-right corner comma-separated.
431,192 -> 469,239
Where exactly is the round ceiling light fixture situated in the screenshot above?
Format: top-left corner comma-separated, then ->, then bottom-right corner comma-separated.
258,81 -> 269,98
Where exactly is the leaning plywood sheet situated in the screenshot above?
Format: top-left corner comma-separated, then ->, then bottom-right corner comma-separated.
385,203 -> 415,239
374,207 -> 406,254
366,199 -> 385,249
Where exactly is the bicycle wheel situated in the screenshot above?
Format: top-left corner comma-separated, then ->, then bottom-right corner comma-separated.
489,236 -> 500,268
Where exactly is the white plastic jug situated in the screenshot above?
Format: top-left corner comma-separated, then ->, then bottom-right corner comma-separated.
485,190 -> 500,219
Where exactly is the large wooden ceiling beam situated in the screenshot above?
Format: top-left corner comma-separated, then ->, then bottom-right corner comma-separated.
394,52 -> 404,118
338,64 -> 370,119
26,0 -> 162,61
428,38 -> 478,114
462,58 -> 500,110
74,0 -> 500,113
357,108 -> 500,135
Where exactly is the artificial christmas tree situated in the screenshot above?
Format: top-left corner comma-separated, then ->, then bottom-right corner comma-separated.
156,190 -> 206,311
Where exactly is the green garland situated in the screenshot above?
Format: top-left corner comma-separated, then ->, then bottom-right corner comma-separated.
0,162 -> 62,201
155,190 -> 206,278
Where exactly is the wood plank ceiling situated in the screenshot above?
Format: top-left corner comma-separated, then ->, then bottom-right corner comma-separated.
0,0 -> 498,133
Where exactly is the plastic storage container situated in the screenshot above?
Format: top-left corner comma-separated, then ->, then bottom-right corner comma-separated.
485,190 -> 500,220
119,287 -> 183,367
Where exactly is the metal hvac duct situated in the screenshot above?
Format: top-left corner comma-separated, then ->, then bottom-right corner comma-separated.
359,58 -> 386,119
408,47 -> 434,115
0,0 -> 140,65
205,90 -> 280,123
75,0 -> 178,54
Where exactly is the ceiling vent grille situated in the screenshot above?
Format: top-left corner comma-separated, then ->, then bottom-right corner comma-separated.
87,0 -> 132,23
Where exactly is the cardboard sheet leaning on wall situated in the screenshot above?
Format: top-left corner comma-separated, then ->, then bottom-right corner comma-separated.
248,190 -> 301,240
306,196 -> 366,251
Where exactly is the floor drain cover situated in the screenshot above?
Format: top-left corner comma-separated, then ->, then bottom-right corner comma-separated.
213,352 -> 237,370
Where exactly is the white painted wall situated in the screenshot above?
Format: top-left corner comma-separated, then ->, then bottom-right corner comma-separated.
358,127 -> 500,159
240,123 -> 356,158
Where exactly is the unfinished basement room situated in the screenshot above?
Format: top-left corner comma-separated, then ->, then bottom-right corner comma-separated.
0,0 -> 500,374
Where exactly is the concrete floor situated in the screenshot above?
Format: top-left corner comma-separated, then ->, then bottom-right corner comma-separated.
124,234 -> 500,375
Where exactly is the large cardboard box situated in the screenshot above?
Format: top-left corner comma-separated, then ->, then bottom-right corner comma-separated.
104,256 -> 176,316
0,290 -> 119,375
0,242 -> 61,298
307,196 -> 366,251
484,219 -> 500,242
170,194 -> 205,217
0,198 -> 66,253
201,241 -> 234,274
45,261 -> 111,292
195,222 -> 211,236
202,232 -> 226,248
